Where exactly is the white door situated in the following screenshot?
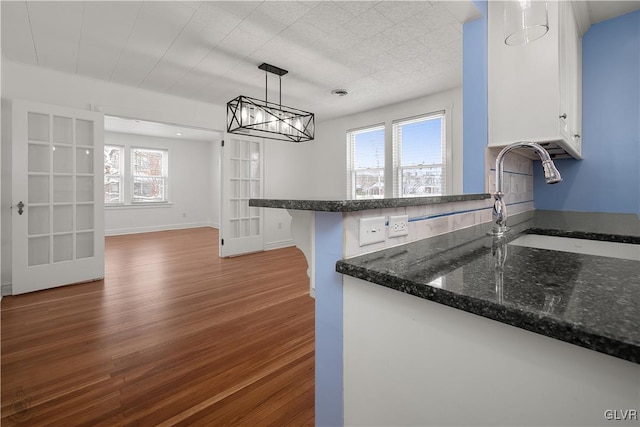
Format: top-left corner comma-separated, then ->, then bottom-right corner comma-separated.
219,136 -> 264,257
11,99 -> 105,295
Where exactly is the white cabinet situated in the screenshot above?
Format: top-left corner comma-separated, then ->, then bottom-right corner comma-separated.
488,1 -> 583,159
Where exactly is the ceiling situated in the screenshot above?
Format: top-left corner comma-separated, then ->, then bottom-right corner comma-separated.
586,0 -> 640,24
2,0 -> 639,135
104,115 -> 220,142
1,0 -> 480,123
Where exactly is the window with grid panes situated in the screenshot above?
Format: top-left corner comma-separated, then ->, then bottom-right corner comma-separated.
132,148 -> 169,203
346,125 -> 386,199
104,145 -> 123,204
392,112 -> 446,197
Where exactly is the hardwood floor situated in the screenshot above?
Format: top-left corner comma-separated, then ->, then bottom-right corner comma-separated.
1,228 -> 315,426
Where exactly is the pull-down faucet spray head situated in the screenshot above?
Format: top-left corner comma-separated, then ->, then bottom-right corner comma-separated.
492,141 -> 562,236
541,159 -> 562,184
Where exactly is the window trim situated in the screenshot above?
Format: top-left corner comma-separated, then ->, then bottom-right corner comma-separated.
104,144 -> 125,206
131,146 -> 170,204
346,123 -> 386,200
392,110 -> 448,198
104,145 -> 171,207
345,105 -> 453,200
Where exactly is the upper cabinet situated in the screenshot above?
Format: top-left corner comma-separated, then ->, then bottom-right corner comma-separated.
488,1 -> 583,159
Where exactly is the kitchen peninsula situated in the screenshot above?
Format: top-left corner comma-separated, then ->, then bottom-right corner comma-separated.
250,196 -> 640,426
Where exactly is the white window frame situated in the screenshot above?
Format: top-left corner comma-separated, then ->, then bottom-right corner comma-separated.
131,147 -> 169,204
346,124 -> 386,200
104,145 -> 124,205
104,145 -> 170,206
345,108 -> 452,199
392,110 -> 451,197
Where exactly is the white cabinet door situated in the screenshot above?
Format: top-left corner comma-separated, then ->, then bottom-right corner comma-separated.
488,0 -> 560,145
488,0 -> 583,159
559,0 -> 582,153
11,100 -> 105,294
219,136 -> 264,257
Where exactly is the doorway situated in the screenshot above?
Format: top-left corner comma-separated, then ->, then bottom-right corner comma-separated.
1,104 -> 223,296
102,115 -> 222,237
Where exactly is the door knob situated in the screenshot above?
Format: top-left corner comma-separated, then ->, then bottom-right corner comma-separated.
17,201 -> 24,215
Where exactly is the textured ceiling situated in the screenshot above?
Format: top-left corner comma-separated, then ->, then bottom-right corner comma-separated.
1,1 -> 480,123
104,115 -> 220,141
586,0 -> 640,24
3,1 -> 638,129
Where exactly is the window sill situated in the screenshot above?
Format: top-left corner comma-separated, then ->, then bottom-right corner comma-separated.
105,202 -> 173,210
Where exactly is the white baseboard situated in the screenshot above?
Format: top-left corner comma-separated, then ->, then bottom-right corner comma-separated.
105,221 -> 215,236
1,283 -> 12,297
264,239 -> 295,251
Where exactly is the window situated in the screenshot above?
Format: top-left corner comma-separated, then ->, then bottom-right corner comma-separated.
393,112 -> 446,197
104,146 -> 169,205
346,111 -> 448,199
104,145 -> 123,204
346,125 -> 385,199
132,148 -> 168,203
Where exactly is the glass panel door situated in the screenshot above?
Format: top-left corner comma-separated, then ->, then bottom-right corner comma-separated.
12,100 -> 104,294
220,136 -> 264,257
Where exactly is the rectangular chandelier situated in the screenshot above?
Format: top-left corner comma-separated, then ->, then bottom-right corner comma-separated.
227,95 -> 315,143
226,63 -> 315,143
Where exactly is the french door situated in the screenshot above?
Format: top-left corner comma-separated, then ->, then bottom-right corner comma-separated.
11,100 -> 105,294
219,136 -> 264,257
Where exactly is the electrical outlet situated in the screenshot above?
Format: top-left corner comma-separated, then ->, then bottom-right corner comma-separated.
388,215 -> 409,238
359,216 -> 386,246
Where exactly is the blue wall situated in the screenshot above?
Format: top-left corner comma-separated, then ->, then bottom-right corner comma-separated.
534,11 -> 640,217
314,212 -> 344,427
463,1 -> 488,194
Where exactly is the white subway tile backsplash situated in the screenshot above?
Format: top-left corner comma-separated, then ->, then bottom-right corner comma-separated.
342,146 -> 535,258
452,211 -> 475,230
508,201 -> 535,216
343,198 -> 494,258
486,146 -> 534,214
480,208 -> 492,224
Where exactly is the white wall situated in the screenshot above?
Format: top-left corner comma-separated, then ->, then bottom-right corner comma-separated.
344,276 -> 640,426
1,61 -> 224,131
210,140 -> 221,228
303,87 -> 464,199
262,141 -> 311,250
1,100 -> 9,294
104,132 -> 218,235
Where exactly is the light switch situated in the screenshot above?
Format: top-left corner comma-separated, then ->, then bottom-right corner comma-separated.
359,216 -> 386,246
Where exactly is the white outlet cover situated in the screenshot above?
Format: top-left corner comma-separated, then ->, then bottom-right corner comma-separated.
359,216 -> 386,246
388,215 -> 409,238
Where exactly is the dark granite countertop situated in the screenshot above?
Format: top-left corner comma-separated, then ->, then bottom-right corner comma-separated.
337,211 -> 640,364
249,193 -> 490,212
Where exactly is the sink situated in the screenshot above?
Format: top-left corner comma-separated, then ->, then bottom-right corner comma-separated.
508,234 -> 640,261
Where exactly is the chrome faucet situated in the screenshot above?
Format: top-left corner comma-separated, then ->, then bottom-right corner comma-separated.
492,141 -> 562,236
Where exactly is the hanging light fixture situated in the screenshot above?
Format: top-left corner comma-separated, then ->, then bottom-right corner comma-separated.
504,0 -> 549,46
227,63 -> 315,143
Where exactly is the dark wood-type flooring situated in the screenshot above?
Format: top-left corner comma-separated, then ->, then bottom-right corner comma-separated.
1,228 -> 315,426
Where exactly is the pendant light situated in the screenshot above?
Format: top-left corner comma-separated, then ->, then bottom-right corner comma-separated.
504,0 -> 549,45
227,63 -> 315,143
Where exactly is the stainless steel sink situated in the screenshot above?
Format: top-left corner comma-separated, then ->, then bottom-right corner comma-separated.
508,234 -> 640,261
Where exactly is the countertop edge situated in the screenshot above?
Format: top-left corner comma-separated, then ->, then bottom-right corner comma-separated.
249,194 -> 491,212
336,261 -> 640,364
526,228 -> 640,244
